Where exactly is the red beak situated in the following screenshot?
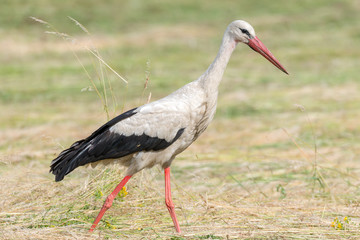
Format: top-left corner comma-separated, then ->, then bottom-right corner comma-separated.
248,36 -> 288,74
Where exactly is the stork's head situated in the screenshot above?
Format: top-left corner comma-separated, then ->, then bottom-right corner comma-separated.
228,20 -> 288,74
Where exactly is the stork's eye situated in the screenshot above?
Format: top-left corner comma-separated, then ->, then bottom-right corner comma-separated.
239,28 -> 251,37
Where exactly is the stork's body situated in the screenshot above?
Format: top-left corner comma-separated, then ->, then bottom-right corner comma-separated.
50,20 -> 288,233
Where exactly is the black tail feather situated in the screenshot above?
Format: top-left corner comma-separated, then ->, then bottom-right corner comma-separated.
50,139 -> 87,182
50,108 -> 138,181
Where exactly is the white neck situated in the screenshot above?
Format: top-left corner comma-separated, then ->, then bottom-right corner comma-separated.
198,32 -> 237,94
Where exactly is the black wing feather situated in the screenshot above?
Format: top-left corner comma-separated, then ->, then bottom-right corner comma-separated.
50,107 -> 185,182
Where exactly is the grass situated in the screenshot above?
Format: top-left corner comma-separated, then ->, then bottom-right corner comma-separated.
1,0 -> 360,239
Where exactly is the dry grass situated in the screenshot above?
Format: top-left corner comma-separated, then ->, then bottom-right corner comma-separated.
1,100 -> 360,239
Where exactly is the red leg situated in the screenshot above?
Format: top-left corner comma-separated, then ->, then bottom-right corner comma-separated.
164,167 -> 181,233
89,175 -> 132,232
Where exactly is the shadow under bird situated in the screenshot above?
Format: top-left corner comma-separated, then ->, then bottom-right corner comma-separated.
50,20 -> 288,233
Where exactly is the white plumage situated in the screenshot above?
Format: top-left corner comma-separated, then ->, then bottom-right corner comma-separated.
108,81 -> 207,173
50,20 -> 288,233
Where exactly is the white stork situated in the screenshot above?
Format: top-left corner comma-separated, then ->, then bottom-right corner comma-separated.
50,20 -> 288,233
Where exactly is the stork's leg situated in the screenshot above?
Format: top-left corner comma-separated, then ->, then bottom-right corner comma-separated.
89,175 -> 132,232
164,167 -> 181,233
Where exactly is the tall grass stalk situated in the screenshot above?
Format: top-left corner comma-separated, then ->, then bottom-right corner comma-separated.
283,105 -> 332,197
141,58 -> 152,105
31,16 -> 128,120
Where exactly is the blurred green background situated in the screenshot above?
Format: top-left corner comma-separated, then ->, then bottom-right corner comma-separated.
1,0 -> 359,106
1,0 -> 360,149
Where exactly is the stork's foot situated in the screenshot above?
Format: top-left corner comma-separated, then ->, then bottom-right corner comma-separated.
89,175 -> 132,233
165,199 -> 181,233
89,196 -> 113,232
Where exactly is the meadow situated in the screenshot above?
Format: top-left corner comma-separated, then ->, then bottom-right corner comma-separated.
1,0 -> 360,239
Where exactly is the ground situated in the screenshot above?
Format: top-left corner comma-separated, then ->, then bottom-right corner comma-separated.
1,0 -> 360,239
